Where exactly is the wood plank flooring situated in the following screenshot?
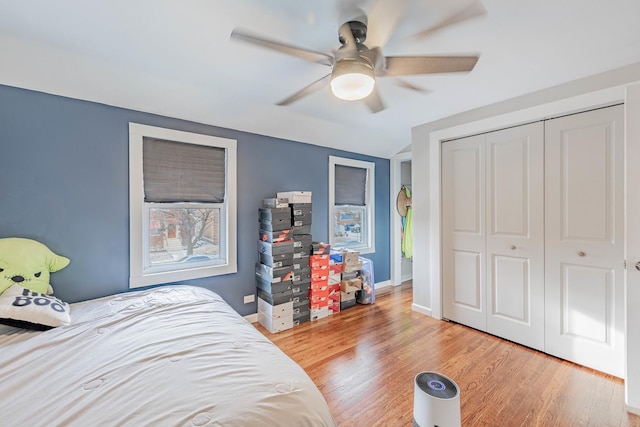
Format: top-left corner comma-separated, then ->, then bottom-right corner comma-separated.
254,283 -> 640,426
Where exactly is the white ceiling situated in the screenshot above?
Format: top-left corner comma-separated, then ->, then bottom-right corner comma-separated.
1,0 -> 639,158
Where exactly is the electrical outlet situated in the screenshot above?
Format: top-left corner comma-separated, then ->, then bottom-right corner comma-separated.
244,294 -> 255,304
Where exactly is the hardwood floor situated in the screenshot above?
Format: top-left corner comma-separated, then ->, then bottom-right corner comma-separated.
254,283 -> 640,426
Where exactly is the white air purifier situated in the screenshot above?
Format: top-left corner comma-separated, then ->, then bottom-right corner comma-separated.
413,371 -> 461,427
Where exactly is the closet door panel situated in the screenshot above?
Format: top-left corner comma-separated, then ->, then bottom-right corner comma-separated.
486,122 -> 545,351
442,135 -> 486,330
545,105 -> 624,377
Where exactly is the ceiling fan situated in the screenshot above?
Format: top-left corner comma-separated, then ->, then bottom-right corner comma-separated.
230,1 -> 485,113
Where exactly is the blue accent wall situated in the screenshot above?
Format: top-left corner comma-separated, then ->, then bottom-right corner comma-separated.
0,84 -> 390,315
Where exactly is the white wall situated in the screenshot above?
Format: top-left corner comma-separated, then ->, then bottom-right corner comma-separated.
625,84 -> 640,412
411,62 -> 640,411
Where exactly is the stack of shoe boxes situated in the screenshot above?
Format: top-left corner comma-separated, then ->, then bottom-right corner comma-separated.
335,250 -> 362,310
256,198 -> 294,333
309,242 -> 331,320
327,258 -> 342,315
278,191 -> 313,326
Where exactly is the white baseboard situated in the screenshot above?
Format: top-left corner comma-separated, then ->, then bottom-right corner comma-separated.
411,303 -> 432,317
244,313 -> 258,323
626,404 -> 640,416
401,273 -> 413,282
375,280 -> 391,292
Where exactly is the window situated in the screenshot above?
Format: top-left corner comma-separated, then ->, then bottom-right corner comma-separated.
129,123 -> 237,288
328,156 -> 375,253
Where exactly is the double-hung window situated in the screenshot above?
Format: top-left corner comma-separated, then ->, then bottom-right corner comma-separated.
328,156 -> 375,254
129,123 -> 237,288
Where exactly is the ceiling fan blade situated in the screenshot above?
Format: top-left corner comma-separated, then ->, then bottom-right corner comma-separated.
276,74 -> 332,106
231,29 -> 333,66
364,86 -> 385,113
393,78 -> 430,94
412,1 -> 487,39
384,55 -> 479,76
365,0 -> 411,48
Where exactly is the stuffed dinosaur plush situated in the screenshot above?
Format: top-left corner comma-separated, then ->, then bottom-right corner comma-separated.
0,237 -> 70,295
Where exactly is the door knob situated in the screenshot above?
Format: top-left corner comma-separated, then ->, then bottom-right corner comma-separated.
635,262 -> 640,272
578,251 -> 586,257
510,245 -> 516,250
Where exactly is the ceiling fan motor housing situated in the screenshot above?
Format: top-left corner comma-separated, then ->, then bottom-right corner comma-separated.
339,20 -> 368,45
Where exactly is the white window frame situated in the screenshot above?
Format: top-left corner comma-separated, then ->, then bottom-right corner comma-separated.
129,123 -> 237,288
328,156 -> 375,254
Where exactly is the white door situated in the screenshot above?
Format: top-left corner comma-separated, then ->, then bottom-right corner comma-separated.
544,105 -> 625,377
442,134 -> 486,331
485,123 -> 545,351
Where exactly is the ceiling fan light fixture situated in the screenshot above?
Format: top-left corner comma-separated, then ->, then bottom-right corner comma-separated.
330,58 -> 375,101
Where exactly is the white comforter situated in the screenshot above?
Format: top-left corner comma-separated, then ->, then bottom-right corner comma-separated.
0,286 -> 335,427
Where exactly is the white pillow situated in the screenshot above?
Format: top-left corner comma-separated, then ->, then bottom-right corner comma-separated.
0,284 -> 71,330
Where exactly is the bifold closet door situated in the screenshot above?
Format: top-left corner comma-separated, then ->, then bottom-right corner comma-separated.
442,134 -> 486,331
544,105 -> 625,377
485,123 -> 545,351
442,123 -> 545,350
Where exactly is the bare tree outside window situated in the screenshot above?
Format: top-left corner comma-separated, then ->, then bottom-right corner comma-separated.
149,207 -> 220,266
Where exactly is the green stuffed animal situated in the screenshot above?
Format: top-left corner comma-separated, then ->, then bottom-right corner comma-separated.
0,238 -> 70,295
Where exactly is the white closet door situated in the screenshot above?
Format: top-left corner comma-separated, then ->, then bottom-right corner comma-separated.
442,135 -> 486,331
485,123 -> 545,351
544,105 -> 625,377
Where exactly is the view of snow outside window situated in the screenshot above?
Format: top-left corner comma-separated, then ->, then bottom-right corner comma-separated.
333,206 -> 366,248
148,207 -> 220,266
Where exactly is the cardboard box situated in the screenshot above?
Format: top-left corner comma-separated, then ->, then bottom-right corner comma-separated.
328,300 -> 340,315
292,211 -> 312,226
311,264 -> 329,274
255,262 -> 293,283
341,270 -> 359,281
343,262 -> 363,273
340,298 -> 357,311
311,271 -> 328,283
310,293 -> 329,308
258,298 -> 293,318
329,262 -> 344,274
293,233 -> 312,251
292,224 -> 312,235
277,191 -> 312,204
311,306 -> 329,321
293,310 -> 311,325
257,240 -> 294,257
259,207 -> 291,221
291,276 -> 311,287
262,198 -> 289,209
259,253 -> 293,268
259,218 -> 291,232
310,254 -> 330,268
342,250 -> 360,265
341,291 -> 357,302
293,245 -> 311,257
310,282 -> 329,293
292,268 -> 311,283
292,255 -> 310,270
311,242 -> 331,255
328,272 -> 341,286
257,288 -> 293,306
256,277 -> 292,294
291,203 -> 312,216
258,311 -> 293,333
293,298 -> 310,313
340,278 -> 363,293
259,228 -> 293,243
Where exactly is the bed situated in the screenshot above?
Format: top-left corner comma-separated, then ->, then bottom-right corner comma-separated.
0,285 -> 336,426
